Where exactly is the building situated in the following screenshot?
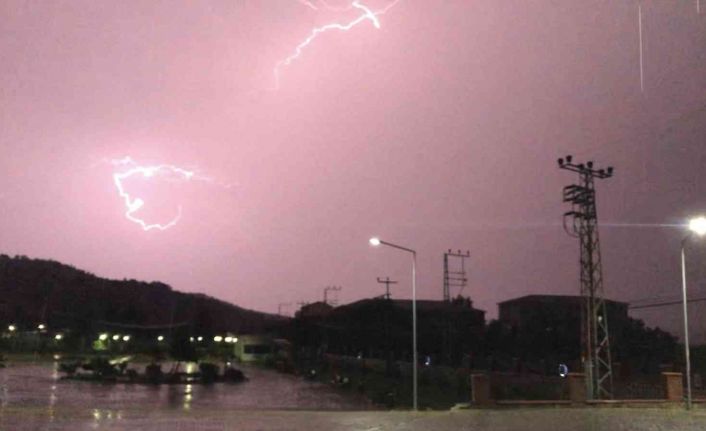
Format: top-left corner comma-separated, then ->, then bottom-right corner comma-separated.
494,294 -> 677,376
295,301 -> 333,319
492,294 -> 629,371
498,294 -> 628,331
294,297 -> 485,367
233,334 -> 274,363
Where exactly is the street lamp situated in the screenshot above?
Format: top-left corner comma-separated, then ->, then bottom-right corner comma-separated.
8,325 -> 16,332
681,216 -> 706,410
369,237 -> 418,411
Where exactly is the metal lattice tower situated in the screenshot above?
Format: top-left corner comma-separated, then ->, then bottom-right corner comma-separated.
558,155 -> 614,400
443,250 -> 470,302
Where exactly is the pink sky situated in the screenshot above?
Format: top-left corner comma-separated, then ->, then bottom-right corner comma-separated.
1,1 -> 705,338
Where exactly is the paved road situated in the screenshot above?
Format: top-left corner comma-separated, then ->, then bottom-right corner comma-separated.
3,362 -> 706,430
4,407 -> 706,430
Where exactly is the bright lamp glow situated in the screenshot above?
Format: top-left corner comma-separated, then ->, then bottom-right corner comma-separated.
214,335 -> 223,343
55,334 -> 63,341
112,334 -> 120,341
688,217 -> 706,236
369,237 -> 381,246
99,333 -> 108,341
157,335 -> 164,342
8,325 -> 16,332
122,335 -> 130,342
38,324 -> 45,330
224,336 -> 233,343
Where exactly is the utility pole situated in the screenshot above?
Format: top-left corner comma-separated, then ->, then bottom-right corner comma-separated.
323,286 -> 342,306
377,277 -> 398,300
443,250 -> 470,302
377,277 -> 398,376
558,155 -> 614,400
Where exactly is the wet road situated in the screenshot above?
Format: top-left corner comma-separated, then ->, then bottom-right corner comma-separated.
0,361 -> 372,430
3,362 -> 706,430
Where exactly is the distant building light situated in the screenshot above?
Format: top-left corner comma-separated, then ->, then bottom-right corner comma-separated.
8,325 -> 16,332
38,324 -> 46,330
224,336 -> 233,343
197,336 -> 203,342
189,337 -> 194,342
112,335 -> 120,341
233,337 -> 238,343
99,333 -> 108,341
214,336 -> 223,343
122,335 -> 131,342
157,335 -> 165,342
54,334 -> 63,341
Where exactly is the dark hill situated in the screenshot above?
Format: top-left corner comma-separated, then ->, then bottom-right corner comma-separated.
0,254 -> 285,335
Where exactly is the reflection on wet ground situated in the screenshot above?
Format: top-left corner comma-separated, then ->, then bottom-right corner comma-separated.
0,361 -> 372,430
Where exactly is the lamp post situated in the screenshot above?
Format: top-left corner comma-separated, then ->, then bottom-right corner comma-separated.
681,216 -> 706,410
369,237 -> 418,410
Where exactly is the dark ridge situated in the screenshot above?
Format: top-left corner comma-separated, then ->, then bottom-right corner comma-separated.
0,254 -> 286,334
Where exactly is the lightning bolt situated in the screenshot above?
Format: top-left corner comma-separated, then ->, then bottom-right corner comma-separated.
110,157 -> 195,231
273,0 -> 400,89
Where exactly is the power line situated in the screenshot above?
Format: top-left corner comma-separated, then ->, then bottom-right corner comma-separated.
630,297 -> 706,310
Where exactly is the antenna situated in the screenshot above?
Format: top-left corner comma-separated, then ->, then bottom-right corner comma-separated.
323,286 -> 342,306
443,250 -> 470,301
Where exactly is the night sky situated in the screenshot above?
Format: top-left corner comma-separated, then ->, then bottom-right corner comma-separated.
1,1 -> 705,339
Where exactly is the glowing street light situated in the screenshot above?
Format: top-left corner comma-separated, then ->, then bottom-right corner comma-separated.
122,335 -> 131,342
37,324 -> 46,331
99,333 -> 108,341
8,325 -> 16,332
54,334 -> 63,341
112,334 -> 120,341
681,216 -> 706,410
688,216 -> 706,236
369,236 -> 419,411
224,336 -> 233,343
157,335 -> 165,342
197,336 -> 203,342
213,335 -> 223,343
